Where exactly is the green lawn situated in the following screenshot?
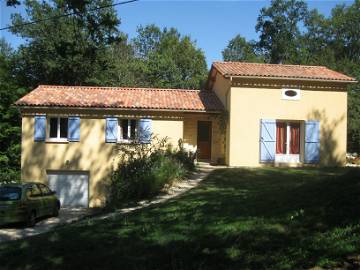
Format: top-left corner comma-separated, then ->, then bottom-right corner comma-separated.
1,167 -> 360,270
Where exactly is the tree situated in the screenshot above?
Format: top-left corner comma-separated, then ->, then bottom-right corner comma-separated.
222,35 -> 263,62
132,25 -> 208,89
6,0 -> 20,7
0,39 -> 26,183
10,0 -> 123,87
98,38 -> 146,87
328,1 -> 360,152
255,0 -> 308,64
303,1 -> 360,152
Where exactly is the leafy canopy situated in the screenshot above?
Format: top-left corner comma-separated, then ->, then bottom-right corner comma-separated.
10,0 -> 122,87
222,35 -> 263,63
132,25 -> 208,89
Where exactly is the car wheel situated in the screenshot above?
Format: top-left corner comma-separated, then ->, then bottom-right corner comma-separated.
26,211 -> 36,227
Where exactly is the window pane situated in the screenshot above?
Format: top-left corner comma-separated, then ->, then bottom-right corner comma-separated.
290,123 -> 300,154
276,123 -> 287,154
121,120 -> 129,140
130,120 -> 137,139
0,187 -> 22,201
38,184 -> 50,196
60,118 -> 68,138
49,118 -> 58,138
30,184 -> 41,197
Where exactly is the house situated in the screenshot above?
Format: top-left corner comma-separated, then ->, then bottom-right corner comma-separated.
15,62 -> 357,207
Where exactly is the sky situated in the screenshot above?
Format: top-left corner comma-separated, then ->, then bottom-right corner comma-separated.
0,0 -> 353,68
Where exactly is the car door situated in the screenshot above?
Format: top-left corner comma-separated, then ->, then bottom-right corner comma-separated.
27,184 -> 44,217
38,184 -> 53,215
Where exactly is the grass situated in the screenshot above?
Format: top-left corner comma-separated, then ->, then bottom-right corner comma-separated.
1,167 -> 360,270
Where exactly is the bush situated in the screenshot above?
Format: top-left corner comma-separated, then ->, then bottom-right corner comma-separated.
168,139 -> 196,171
108,137 -> 195,207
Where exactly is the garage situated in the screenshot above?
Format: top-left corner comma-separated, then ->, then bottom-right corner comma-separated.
47,171 -> 89,208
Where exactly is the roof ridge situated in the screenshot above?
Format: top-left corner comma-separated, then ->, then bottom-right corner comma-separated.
38,85 -> 201,92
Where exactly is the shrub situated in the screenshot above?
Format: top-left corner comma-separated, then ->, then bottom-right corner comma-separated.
167,139 -> 196,171
108,136 -> 195,208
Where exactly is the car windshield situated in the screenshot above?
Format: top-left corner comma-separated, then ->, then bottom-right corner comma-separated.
0,187 -> 22,201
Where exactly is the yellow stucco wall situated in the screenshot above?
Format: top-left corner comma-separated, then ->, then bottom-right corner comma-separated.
20,110 -> 225,207
183,114 -> 225,164
227,85 -> 347,167
212,72 -> 230,108
211,72 -> 231,164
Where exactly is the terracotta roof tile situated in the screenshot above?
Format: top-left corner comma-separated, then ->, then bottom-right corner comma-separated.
213,62 -> 357,82
15,85 -> 224,112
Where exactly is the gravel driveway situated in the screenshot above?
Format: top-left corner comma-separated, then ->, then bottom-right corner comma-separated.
0,208 -> 96,243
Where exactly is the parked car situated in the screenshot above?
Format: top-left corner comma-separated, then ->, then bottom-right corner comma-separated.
0,182 -> 60,227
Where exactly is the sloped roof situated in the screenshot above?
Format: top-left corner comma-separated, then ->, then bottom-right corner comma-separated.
212,61 -> 357,82
15,85 -> 224,112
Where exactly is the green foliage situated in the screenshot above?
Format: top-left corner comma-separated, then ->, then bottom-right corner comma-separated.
10,0 -> 122,87
303,0 -> 360,152
172,139 -> 196,171
0,39 -> 26,183
255,0 -> 308,64
109,137 -> 195,207
222,35 -> 263,63
132,25 -> 208,89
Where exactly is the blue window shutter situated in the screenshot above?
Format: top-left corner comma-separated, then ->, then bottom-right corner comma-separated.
34,115 -> 46,141
304,121 -> 320,163
105,117 -> 118,143
260,119 -> 276,162
138,119 -> 152,144
68,117 -> 80,142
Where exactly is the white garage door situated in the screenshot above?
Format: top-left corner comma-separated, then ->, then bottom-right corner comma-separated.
47,172 -> 89,208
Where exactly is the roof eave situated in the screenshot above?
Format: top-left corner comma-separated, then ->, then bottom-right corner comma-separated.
223,74 -> 358,84
16,105 -> 224,114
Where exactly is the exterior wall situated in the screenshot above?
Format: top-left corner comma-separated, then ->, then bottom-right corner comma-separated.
211,71 -> 231,164
152,120 -> 183,148
20,109 -> 225,207
212,72 -> 230,107
183,114 -> 225,164
227,85 -> 347,167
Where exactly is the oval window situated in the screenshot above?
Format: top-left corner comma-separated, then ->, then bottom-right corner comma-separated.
285,90 -> 298,97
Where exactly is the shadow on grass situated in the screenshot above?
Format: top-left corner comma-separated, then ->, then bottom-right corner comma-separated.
1,167 -> 360,270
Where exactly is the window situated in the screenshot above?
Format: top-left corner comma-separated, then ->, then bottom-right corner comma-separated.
119,119 -> 137,142
27,184 -> 42,198
48,117 -> 68,141
0,187 -> 22,201
276,122 -> 300,155
38,184 -> 51,196
276,123 -> 287,154
282,89 -> 300,100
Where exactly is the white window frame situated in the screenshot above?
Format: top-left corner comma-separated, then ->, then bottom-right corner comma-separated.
47,116 -> 68,142
118,119 -> 138,143
282,88 -> 301,100
275,121 -> 301,163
